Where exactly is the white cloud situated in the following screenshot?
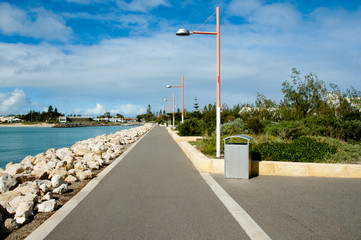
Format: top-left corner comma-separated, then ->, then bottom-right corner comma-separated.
110,104 -> 147,117
116,0 -> 170,12
0,89 -> 29,115
0,2 -> 72,41
81,103 -> 106,116
227,0 -> 300,29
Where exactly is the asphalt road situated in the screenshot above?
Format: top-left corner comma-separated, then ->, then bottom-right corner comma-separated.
213,174 -> 361,240
45,126 -> 250,240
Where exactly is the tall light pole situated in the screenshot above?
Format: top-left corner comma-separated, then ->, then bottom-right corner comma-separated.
164,93 -> 175,130
166,76 -> 184,123
176,7 -> 221,158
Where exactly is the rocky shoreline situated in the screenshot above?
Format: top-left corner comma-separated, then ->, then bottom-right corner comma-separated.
52,122 -> 139,128
0,124 -> 153,238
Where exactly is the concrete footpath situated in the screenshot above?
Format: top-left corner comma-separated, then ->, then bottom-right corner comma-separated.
28,126 -> 361,240
37,126 -> 251,239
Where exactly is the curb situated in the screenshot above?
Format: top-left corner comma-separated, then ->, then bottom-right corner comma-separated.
168,129 -> 361,178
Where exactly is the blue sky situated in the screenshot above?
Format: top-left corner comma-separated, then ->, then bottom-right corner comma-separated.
0,0 -> 360,117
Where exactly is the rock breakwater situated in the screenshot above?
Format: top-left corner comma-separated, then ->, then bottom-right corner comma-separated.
0,124 -> 152,235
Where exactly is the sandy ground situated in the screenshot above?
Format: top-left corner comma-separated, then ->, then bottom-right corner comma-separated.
0,123 -> 54,128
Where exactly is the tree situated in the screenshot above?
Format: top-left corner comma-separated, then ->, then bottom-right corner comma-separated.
328,84 -> 361,120
281,68 -> 324,120
145,105 -> 154,121
190,97 -> 201,119
48,105 -> 53,113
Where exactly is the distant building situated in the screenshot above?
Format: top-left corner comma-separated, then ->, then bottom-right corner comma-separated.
59,116 -> 93,123
58,116 -> 67,123
0,116 -> 22,123
327,92 -> 361,111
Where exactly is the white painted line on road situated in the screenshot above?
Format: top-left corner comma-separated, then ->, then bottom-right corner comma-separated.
25,126 -> 154,240
201,173 -> 272,240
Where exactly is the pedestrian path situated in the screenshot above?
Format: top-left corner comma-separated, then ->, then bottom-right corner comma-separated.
30,126 -> 252,239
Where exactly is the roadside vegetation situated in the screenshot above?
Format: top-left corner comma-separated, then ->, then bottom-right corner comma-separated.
154,68 -> 361,164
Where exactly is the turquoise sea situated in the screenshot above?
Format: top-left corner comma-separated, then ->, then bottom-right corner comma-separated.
0,125 -> 136,169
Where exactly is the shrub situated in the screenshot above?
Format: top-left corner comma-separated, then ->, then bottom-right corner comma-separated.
177,119 -> 205,136
304,115 -> 340,138
253,136 -> 337,162
221,118 -> 247,135
314,136 -> 361,164
245,117 -> 265,134
343,120 -> 361,142
265,120 -> 306,139
284,126 -> 308,140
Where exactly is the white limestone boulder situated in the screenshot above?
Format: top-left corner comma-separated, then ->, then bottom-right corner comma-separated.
52,184 -> 69,194
4,162 -> 24,175
41,192 -> 53,201
31,168 -> 49,180
74,161 -> 88,171
0,174 -> 18,193
71,143 -> 92,157
35,180 -> 52,194
14,202 -> 33,222
76,170 -> 93,181
67,169 -> 79,176
9,194 -> 38,209
45,148 -> 57,161
0,201 -> 16,216
49,168 -> 68,179
4,218 -> 18,232
55,161 -> 67,169
37,199 -> 57,213
56,148 -> 74,161
51,175 -> 65,188
12,181 -> 39,196
33,153 -> 47,165
65,175 -> 78,183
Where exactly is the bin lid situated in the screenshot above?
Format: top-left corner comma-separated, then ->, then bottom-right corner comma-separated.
223,135 -> 253,143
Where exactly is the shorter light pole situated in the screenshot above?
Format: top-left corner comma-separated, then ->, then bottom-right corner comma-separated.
164,93 -> 175,130
167,76 -> 184,123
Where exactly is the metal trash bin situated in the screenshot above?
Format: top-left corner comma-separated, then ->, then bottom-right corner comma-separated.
224,135 -> 253,179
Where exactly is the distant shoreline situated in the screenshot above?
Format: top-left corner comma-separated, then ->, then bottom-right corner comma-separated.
0,123 -> 54,127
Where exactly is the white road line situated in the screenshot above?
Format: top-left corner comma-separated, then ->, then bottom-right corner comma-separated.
200,173 -> 272,240
25,126 -> 153,240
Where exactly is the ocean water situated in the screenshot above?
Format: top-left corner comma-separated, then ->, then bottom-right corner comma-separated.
0,125 -> 136,169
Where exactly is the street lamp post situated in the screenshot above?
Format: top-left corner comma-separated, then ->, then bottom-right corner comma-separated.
164,93 -> 175,130
176,7 -> 221,158
166,76 -> 184,123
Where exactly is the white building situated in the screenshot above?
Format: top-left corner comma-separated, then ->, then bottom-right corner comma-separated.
0,116 -> 21,123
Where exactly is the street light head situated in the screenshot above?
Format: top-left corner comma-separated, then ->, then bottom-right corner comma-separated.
166,85 -> 171,88
163,99 -> 167,101
176,28 -> 191,36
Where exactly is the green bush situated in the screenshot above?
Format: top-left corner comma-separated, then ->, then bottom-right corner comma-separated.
221,118 -> 247,135
245,117 -> 265,134
253,136 -> 337,162
176,119 -> 205,136
343,120 -> 361,142
304,115 -> 340,138
265,120 -> 306,139
314,136 -> 361,164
